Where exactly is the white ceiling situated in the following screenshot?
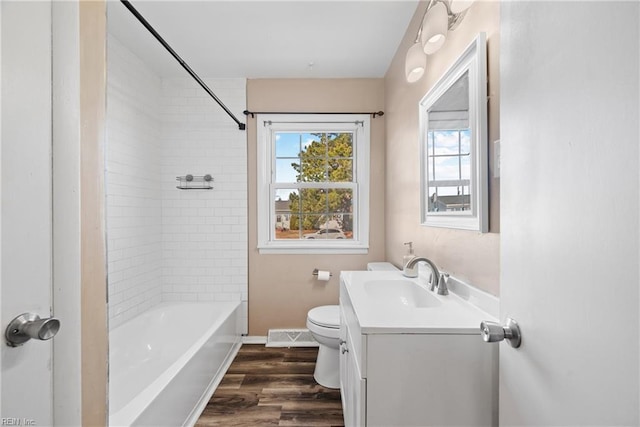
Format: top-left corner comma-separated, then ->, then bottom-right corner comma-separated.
107,0 -> 420,79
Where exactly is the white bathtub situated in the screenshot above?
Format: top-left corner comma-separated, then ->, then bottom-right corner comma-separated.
109,301 -> 242,426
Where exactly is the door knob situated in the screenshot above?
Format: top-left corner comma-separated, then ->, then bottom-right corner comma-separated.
5,313 -> 60,347
480,317 -> 521,348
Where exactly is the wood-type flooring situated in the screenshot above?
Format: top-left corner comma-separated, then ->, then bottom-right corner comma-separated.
196,345 -> 344,427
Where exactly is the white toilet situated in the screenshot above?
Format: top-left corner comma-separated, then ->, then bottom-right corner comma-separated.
306,262 -> 398,389
306,305 -> 341,388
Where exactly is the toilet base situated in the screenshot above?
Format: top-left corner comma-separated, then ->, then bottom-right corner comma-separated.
313,344 -> 340,389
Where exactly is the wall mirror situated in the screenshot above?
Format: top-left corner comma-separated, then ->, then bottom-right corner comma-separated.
419,32 -> 488,232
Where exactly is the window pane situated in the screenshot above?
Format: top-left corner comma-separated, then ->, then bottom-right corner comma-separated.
328,133 -> 353,157
302,216 -> 349,240
276,213 -> 301,240
427,127 -> 473,214
434,157 -> 461,181
340,214 -> 354,239
275,132 -> 301,157
275,187 -> 354,241
429,185 -> 456,197
300,188 -> 328,214
300,214 -> 323,235
274,189 -> 298,240
275,188 -> 298,205
301,133 -> 326,158
274,189 -> 294,239
428,185 -> 471,212
275,158 -> 299,182
300,133 -> 322,155
300,159 -> 328,182
460,155 -> 471,180
427,132 -> 434,154
329,159 -> 353,182
433,130 -> 460,156
328,189 -> 353,213
460,130 -> 471,154
278,132 -> 355,184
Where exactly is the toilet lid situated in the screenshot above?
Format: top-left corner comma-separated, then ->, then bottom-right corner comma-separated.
308,305 -> 340,329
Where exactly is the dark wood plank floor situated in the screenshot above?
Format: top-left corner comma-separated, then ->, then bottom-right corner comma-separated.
196,345 -> 344,427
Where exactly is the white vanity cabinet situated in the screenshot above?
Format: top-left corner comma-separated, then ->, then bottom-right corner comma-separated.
339,299 -> 366,427
339,274 -> 498,427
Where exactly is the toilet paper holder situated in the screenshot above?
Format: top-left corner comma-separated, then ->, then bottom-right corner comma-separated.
312,269 -> 332,277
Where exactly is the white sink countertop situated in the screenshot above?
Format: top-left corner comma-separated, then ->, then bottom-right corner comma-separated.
340,270 -> 498,335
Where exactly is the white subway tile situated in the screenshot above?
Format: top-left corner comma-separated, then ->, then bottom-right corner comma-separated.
107,36 -> 247,329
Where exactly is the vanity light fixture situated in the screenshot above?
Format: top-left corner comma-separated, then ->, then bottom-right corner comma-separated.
449,0 -> 475,14
421,2 -> 448,54
404,0 -> 475,83
405,42 -> 427,82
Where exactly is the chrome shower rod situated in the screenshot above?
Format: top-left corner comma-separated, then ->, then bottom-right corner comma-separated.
120,0 -> 246,131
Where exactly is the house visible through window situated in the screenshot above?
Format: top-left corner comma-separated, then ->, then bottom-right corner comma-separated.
257,114 -> 370,254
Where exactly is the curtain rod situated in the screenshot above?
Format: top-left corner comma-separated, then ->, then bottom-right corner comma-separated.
243,110 -> 384,119
120,0 -> 246,131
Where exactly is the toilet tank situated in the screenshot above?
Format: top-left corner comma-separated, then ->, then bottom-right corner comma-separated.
366,262 -> 399,271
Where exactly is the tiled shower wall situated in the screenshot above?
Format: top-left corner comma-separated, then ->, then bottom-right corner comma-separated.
106,35 -> 163,329
106,35 -> 248,330
160,78 -> 248,304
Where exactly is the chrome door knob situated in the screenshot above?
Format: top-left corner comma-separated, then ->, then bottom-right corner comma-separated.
480,318 -> 521,348
5,313 -> 60,347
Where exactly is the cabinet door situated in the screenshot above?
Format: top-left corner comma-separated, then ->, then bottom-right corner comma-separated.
346,345 -> 366,427
340,302 -> 366,427
366,334 -> 497,426
341,329 -> 366,426
339,317 -> 350,423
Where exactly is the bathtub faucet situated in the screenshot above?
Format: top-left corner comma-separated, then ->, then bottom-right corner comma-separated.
402,256 -> 448,295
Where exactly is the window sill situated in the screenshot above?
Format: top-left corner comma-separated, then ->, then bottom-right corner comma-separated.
257,243 -> 369,255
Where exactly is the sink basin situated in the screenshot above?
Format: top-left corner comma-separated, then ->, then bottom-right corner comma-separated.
363,280 -> 442,308
341,270 -> 499,334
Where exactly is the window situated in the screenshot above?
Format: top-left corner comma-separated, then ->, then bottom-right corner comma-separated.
426,129 -> 471,212
257,114 -> 370,254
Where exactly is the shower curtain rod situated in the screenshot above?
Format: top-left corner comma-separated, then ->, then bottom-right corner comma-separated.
243,110 -> 384,119
120,0 -> 246,131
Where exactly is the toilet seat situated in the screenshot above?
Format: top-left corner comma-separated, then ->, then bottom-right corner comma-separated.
307,305 -> 340,329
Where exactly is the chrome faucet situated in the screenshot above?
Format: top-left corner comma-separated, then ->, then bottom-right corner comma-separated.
402,256 -> 449,295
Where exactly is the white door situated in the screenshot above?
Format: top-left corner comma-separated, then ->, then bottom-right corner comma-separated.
0,1 -> 55,425
500,1 -> 639,425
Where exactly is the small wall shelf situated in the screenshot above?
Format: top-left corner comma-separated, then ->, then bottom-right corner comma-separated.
176,174 -> 213,190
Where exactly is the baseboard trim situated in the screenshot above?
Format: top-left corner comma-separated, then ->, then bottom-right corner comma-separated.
242,335 -> 267,344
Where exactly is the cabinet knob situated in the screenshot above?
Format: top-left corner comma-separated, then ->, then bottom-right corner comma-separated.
341,347 -> 349,354
339,339 -> 346,346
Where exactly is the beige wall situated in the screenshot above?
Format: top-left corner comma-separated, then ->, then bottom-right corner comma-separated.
247,79 -> 386,336
80,1 -> 108,424
384,1 -> 501,295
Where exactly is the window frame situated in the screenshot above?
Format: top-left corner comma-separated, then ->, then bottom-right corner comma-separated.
257,114 -> 370,254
